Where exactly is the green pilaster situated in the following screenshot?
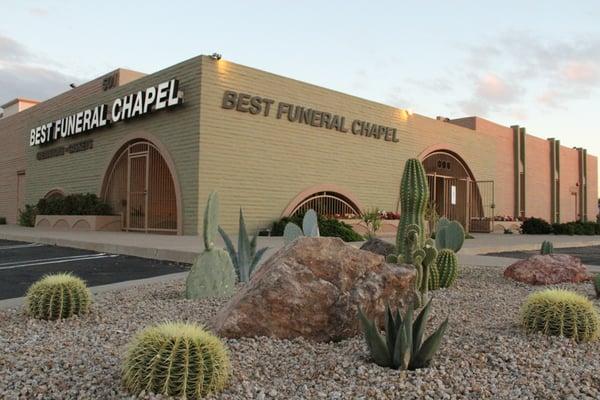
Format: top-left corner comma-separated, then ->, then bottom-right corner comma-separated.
548,138 -> 561,223
578,148 -> 588,222
512,125 -> 526,218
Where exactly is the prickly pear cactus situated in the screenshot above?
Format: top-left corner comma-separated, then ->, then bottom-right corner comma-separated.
397,159 -> 429,255
186,192 -> 236,299
283,223 -> 304,245
302,209 -> 320,237
435,220 -> 465,252
436,249 -> 459,288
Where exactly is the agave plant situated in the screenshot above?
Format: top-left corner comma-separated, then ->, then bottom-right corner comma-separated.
219,208 -> 269,282
358,299 -> 448,370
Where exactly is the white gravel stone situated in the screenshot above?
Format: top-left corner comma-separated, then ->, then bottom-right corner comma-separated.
1,265 -> 600,399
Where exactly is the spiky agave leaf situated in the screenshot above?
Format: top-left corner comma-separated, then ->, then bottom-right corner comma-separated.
218,226 -> 239,272
249,247 -> 269,276
385,305 -> 397,356
412,298 -> 432,353
410,317 -> 448,369
237,209 -> 251,282
358,308 -> 392,367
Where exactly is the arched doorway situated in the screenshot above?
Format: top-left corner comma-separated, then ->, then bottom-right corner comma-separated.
282,185 -> 363,219
101,140 -> 178,234
422,151 -> 493,232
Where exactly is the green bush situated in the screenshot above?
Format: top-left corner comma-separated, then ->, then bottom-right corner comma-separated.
18,204 -> 37,227
272,213 -> 363,242
36,193 -> 112,216
521,217 -> 553,234
552,221 -> 600,236
0,216 -> 6,225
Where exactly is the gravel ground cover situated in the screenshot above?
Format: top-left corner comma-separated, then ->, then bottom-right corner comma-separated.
486,245 -> 600,266
1,265 -> 599,399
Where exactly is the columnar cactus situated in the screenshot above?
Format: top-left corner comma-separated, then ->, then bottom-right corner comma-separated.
428,263 -> 441,290
435,218 -> 465,252
122,322 -> 231,398
436,249 -> 459,288
594,274 -> 600,299
186,192 -> 236,299
397,159 -> 429,255
540,240 -> 554,255
521,289 -> 600,341
26,273 -> 92,320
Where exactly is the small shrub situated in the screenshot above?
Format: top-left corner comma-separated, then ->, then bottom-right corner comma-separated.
122,322 -> 231,398
361,207 -> 382,239
358,299 -> 448,370
18,204 -> 37,227
582,222 -> 596,236
0,216 -> 6,225
272,212 -> 363,242
521,217 -> 553,234
521,289 -> 600,342
26,273 -> 92,320
37,193 -> 112,216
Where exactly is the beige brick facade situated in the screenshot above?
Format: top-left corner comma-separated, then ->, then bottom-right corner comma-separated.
0,55 -> 597,234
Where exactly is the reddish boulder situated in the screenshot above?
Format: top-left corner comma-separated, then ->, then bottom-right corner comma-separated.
504,254 -> 591,285
212,237 -> 416,342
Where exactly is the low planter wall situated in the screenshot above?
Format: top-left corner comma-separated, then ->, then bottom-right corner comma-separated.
35,215 -> 122,232
492,220 -> 523,233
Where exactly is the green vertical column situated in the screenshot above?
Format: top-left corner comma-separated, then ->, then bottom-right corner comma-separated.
520,127 -> 526,218
578,148 -> 588,222
512,125 -> 526,219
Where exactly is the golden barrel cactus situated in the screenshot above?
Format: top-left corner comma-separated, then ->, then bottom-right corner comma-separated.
26,273 -> 92,320
521,289 -> 600,342
122,322 -> 231,399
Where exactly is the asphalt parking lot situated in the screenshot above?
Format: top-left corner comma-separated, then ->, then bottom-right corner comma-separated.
486,245 -> 600,266
0,239 -> 190,300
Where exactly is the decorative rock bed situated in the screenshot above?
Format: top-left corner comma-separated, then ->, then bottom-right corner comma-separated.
1,265 -> 599,399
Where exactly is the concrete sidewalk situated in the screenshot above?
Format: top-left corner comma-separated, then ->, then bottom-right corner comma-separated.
2,224 -> 600,264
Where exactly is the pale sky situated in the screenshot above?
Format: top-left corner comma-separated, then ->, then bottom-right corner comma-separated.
2,0 -> 600,188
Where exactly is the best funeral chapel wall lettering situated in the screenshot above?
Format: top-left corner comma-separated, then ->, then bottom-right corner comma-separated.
29,79 -> 183,147
221,90 -> 400,143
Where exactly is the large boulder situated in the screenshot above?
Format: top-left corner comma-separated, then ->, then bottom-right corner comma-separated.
212,237 -> 416,342
504,254 -> 591,285
360,238 -> 396,257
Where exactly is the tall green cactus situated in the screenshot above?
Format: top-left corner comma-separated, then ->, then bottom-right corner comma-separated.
397,159 -> 429,255
436,249 -> 459,288
186,192 -> 236,299
540,240 -> 554,255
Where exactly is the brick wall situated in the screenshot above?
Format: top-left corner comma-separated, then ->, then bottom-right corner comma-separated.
525,135 -> 552,220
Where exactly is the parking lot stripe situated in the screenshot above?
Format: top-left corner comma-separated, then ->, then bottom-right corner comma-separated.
0,253 -> 111,267
0,243 -> 45,250
0,254 -> 119,270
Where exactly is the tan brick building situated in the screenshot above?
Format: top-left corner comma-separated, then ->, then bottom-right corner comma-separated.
0,55 -> 597,235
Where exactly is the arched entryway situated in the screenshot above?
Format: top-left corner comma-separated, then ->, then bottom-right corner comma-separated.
101,139 -> 179,234
282,184 -> 363,218
422,150 -> 493,232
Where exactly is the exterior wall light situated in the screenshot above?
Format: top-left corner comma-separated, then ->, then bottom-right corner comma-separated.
210,53 -> 222,60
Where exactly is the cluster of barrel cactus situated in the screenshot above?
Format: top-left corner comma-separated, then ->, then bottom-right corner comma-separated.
540,240 -> 554,255
521,289 -> 600,342
219,208 -> 269,282
283,209 -> 320,244
186,192 -> 236,299
26,272 -> 92,320
387,159 -> 437,307
358,299 -> 448,370
122,322 -> 231,398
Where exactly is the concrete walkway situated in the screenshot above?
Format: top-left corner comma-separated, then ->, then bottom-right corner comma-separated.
2,224 -> 600,263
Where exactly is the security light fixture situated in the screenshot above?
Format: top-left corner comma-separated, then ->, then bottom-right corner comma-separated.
210,53 -> 222,60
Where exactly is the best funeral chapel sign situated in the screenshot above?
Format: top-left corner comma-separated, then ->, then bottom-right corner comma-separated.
29,79 -> 183,147
221,90 -> 400,143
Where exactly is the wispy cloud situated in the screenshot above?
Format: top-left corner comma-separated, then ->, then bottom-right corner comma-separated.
0,35 -> 81,106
